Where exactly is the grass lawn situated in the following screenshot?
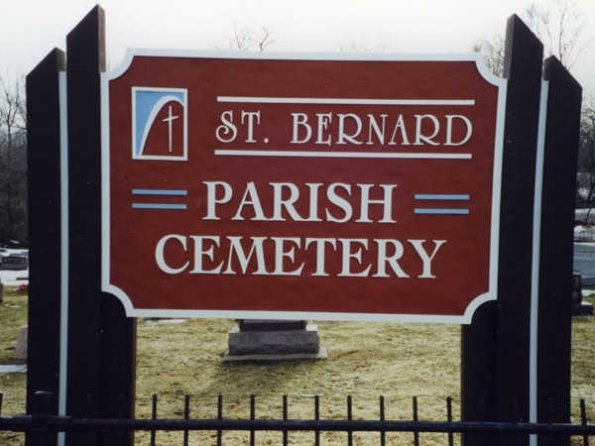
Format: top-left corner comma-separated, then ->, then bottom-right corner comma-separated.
1,291 -> 593,445
0,288 -> 27,446
134,318 -> 461,445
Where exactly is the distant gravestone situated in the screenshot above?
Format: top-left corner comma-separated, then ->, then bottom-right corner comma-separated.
572,273 -> 594,316
16,325 -> 28,360
3,253 -> 28,270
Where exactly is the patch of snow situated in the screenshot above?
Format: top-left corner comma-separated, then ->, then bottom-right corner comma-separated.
0,364 -> 27,373
144,318 -> 187,325
0,269 -> 29,286
0,248 -> 28,255
575,209 -> 595,225
574,225 -> 595,242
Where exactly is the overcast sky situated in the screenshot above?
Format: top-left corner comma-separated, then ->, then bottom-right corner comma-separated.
2,0 -> 595,95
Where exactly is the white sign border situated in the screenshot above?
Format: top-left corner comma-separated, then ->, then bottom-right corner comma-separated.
101,50 -> 507,324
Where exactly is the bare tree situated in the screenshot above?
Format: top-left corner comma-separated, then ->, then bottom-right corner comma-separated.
473,1 -> 593,223
230,26 -> 275,52
472,36 -> 505,77
524,0 -> 588,68
0,75 -> 27,244
577,97 -> 595,217
473,0 -> 590,75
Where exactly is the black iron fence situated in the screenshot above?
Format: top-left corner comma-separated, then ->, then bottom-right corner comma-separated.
1,392 -> 593,445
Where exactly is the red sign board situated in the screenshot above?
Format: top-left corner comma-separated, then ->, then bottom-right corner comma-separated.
101,51 -> 506,323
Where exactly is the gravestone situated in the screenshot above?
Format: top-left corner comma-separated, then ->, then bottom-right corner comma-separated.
2,253 -> 28,270
225,320 -> 327,361
16,326 -> 28,360
572,273 -> 594,315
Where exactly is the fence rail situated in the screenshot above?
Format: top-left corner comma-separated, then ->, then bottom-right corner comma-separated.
1,392 -> 593,445
2,416 -> 595,435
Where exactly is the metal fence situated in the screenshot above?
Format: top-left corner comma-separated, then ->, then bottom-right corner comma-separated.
1,392 -> 593,445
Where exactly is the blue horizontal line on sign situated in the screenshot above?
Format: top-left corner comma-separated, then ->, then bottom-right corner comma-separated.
414,209 -> 470,215
132,203 -> 188,210
214,149 -> 472,160
414,194 -> 470,200
217,96 -> 475,106
132,189 -> 188,196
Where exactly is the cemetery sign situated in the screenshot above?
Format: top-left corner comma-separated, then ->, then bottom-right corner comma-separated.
101,51 -> 506,323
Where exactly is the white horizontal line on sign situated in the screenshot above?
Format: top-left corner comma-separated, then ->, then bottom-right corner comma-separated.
214,149 -> 472,160
217,96 -> 475,106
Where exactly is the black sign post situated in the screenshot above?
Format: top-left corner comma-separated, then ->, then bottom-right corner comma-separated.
461,15 -> 582,446
536,56 -> 582,446
65,6 -> 136,446
495,15 -> 543,446
462,15 -> 544,446
25,48 -> 65,446
26,6 -> 136,446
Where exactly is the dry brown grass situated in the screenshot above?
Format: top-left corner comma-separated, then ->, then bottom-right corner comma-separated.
0,293 -> 593,445
571,301 -> 595,418
0,290 -> 27,446
134,319 -> 462,445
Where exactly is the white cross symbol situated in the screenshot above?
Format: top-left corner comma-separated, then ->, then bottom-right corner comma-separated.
161,105 -> 179,153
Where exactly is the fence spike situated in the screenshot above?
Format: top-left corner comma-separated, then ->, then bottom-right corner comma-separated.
581,399 -> 589,446
151,394 -> 158,417
184,394 -> 190,418
217,394 -> 223,446
150,394 -> 158,446
250,394 -> 256,446
283,395 -> 288,446
315,395 -> 320,446
413,396 -> 419,446
347,395 -> 353,446
447,397 -> 454,446
379,396 -> 386,446
183,395 -> 190,446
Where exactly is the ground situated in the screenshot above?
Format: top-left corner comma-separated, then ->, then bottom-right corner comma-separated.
0,286 -> 593,445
